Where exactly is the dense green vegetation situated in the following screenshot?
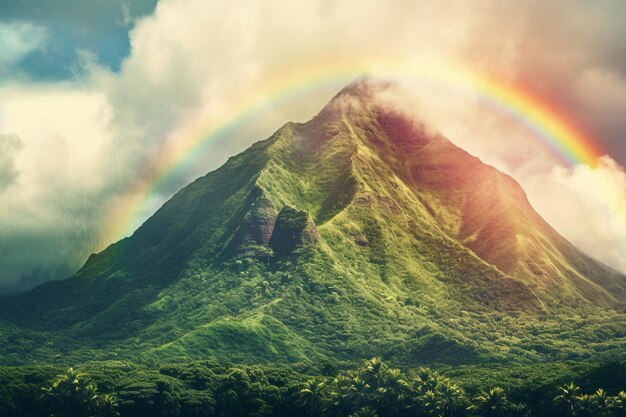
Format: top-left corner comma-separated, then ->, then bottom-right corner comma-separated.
1,254 -> 624,366
1,358 -> 625,417
0,81 -> 624,367
0,80 -> 624,415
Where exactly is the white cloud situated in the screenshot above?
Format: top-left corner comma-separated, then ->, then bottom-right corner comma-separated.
0,84 -> 114,288
523,158 -> 626,272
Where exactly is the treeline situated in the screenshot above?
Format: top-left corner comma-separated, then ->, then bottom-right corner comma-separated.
0,358 -> 625,417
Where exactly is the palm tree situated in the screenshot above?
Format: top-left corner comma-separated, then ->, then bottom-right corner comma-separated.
435,378 -> 465,417
574,394 -> 593,417
613,391 -> 626,417
554,383 -> 581,416
413,368 -> 439,393
419,389 -> 444,417
84,382 -> 102,416
297,378 -> 327,417
591,389 -> 615,417
361,357 -> 388,389
41,368 -> 119,417
95,394 -> 120,417
469,387 -> 512,417
344,376 -> 372,411
327,375 -> 349,415
328,375 -> 367,416
377,368 -> 411,417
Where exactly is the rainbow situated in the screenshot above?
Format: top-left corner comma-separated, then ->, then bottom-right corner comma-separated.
471,76 -> 603,167
101,58 -> 607,246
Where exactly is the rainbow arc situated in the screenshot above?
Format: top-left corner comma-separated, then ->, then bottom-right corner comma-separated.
101,59 -> 608,246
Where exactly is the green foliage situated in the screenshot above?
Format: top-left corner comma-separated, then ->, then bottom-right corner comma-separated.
0,78 -> 624,417
469,387 -> 513,417
0,80 -> 625,370
554,383 -> 581,416
41,368 -> 119,417
1,358 -> 626,416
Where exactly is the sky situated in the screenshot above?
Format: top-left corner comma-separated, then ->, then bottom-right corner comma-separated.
0,0 -> 625,292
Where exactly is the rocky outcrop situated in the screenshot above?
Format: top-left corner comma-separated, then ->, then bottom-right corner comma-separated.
269,206 -> 318,256
230,191 -> 278,253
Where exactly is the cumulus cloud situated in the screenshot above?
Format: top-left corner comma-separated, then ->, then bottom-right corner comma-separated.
1,0 -> 626,290
452,0 -> 626,163
0,85 -> 114,290
524,158 -> 626,272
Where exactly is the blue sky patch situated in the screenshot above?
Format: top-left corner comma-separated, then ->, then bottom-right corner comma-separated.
0,0 -> 158,80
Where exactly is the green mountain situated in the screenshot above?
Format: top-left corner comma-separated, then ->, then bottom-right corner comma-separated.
1,79 -> 625,366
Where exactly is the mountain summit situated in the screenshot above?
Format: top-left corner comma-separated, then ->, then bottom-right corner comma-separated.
1,78 -> 624,366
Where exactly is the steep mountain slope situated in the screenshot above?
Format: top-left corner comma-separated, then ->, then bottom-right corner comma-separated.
1,79 -> 624,366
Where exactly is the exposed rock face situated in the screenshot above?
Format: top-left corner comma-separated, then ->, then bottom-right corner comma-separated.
230,188 -> 278,248
230,196 -> 319,258
243,193 -> 278,245
269,206 -> 318,256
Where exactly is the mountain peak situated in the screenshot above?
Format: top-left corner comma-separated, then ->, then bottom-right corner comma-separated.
331,75 -> 394,100
1,79 -> 624,366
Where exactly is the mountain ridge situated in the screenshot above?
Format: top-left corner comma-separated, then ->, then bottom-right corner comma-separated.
1,78 -> 624,366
